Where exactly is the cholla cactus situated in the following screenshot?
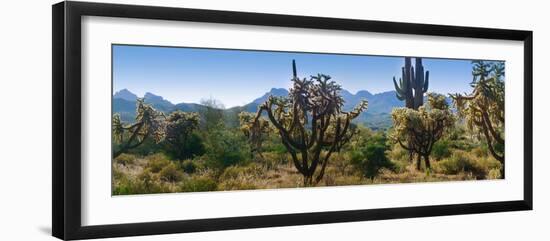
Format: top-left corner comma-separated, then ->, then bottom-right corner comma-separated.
164,111 -> 201,160
391,93 -> 454,170
451,61 -> 505,175
112,98 -> 166,158
239,112 -> 272,160
255,60 -> 368,186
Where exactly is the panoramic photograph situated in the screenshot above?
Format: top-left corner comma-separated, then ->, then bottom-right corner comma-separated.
111,44 -> 505,195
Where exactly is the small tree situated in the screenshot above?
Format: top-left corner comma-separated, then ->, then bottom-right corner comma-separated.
255,60 -> 368,186
451,61 -> 505,176
164,111 -> 204,160
199,98 -> 225,131
350,132 -> 393,178
112,98 -> 165,158
238,112 -> 272,160
390,93 -> 454,170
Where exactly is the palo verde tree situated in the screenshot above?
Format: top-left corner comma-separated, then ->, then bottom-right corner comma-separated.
451,61 -> 505,176
391,93 -> 454,170
254,60 -> 368,186
164,111 -> 204,160
393,57 -> 430,109
112,98 -> 166,158
238,112 -> 272,161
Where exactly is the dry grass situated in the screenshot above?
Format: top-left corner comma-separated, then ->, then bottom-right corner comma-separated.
113,150 -> 502,195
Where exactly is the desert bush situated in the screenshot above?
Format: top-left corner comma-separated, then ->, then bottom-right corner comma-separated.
350,132 -> 394,178
219,164 -> 264,180
124,138 -> 165,156
159,162 -> 183,182
436,151 -> 478,175
180,159 -> 199,174
204,128 -> 250,170
471,146 -> 489,158
488,168 -> 502,179
260,151 -> 288,170
114,153 -> 136,166
113,168 -> 171,195
216,164 -> 265,190
351,143 -> 394,178
434,150 -> 500,179
164,133 -> 205,161
217,179 -> 257,190
112,166 -> 125,180
386,144 -> 410,172
179,176 -> 218,192
163,111 -> 205,160
432,140 -> 451,161
330,152 -> 353,175
145,153 -> 171,173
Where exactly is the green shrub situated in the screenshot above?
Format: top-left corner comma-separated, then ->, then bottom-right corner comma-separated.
164,133 -> 205,160
146,153 -> 171,173
159,163 -> 183,182
114,153 -> 136,166
432,140 -> 451,161
204,128 -> 250,170
180,159 -> 199,174
351,143 -> 394,178
179,176 -> 218,192
124,138 -> 164,156
348,131 -> 395,178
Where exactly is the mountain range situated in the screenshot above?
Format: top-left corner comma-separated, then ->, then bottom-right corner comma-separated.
113,88 -> 412,130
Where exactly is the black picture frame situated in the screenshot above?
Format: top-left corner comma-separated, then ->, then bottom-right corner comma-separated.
52,1 -> 533,240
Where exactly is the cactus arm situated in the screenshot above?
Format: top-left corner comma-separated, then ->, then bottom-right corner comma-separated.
401,67 -> 407,89
410,66 -> 416,86
292,59 -> 297,78
393,77 -> 407,101
423,70 -> 430,92
395,92 -> 405,101
393,77 -> 403,93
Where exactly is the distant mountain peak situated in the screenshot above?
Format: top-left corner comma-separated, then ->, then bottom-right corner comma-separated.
355,90 -> 373,97
143,92 -> 164,99
252,88 -> 290,104
143,92 -> 174,109
113,88 -> 138,101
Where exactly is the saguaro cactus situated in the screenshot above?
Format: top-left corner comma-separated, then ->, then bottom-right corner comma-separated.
393,57 -> 414,108
393,57 -> 429,110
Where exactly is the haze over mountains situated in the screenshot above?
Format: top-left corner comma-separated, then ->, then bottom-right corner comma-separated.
113,88 -> 408,130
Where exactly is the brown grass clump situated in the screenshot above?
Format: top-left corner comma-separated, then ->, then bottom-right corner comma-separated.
159,162 -> 184,182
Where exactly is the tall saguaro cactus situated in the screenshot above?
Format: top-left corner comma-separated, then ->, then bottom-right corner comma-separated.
393,57 -> 430,110
394,57 -> 414,108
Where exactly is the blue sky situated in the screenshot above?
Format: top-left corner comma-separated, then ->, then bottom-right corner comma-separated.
113,45 -> 491,108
